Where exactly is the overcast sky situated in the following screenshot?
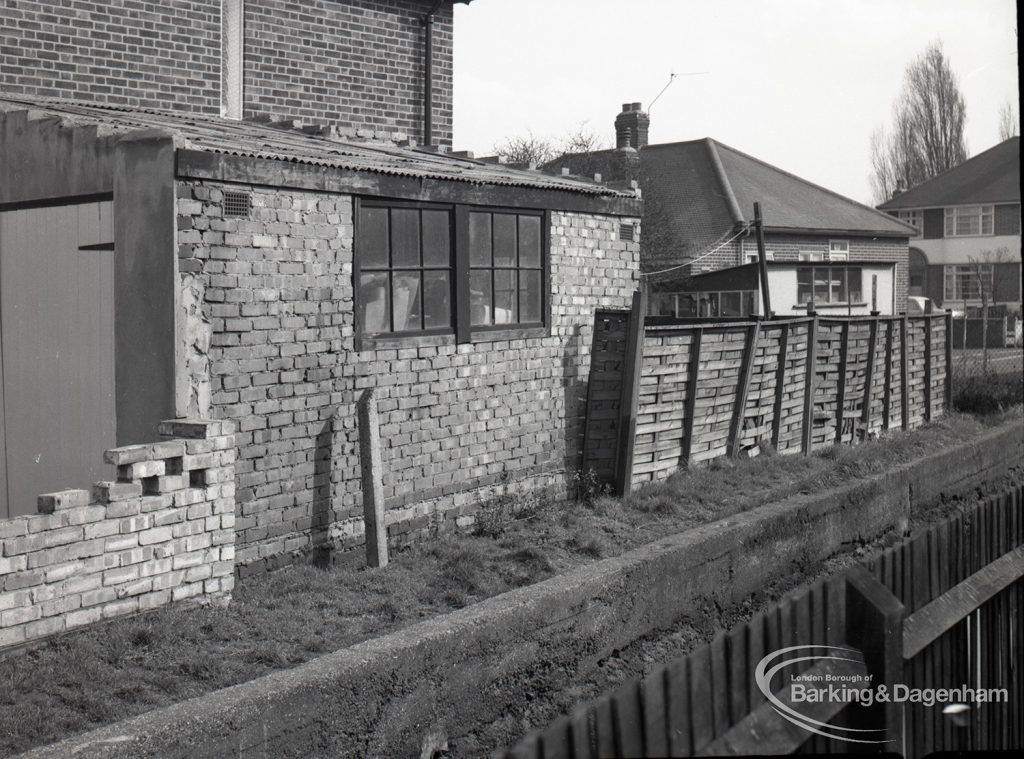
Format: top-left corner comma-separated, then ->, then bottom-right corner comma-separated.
452,0 -> 1019,206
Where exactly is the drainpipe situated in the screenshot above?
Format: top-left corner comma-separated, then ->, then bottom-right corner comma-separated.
422,1 -> 444,147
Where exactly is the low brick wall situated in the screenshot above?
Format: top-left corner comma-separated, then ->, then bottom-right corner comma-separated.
18,419 -> 1021,758
0,420 -> 236,651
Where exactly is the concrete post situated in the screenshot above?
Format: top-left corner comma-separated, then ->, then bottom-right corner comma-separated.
359,388 -> 388,568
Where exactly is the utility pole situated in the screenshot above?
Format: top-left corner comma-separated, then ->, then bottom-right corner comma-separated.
753,202 -> 773,318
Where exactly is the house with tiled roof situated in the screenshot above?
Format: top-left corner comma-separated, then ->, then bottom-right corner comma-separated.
877,137 -> 1021,316
551,103 -> 916,317
0,0 -> 642,602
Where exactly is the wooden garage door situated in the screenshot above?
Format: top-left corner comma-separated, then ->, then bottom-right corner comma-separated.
0,201 -> 116,519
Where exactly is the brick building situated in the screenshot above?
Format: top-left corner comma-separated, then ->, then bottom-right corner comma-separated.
0,2 -> 642,577
877,137 -> 1021,316
1,0 -> 460,146
551,103 -> 915,316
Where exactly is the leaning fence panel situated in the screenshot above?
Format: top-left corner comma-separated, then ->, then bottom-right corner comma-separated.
582,310 -> 951,493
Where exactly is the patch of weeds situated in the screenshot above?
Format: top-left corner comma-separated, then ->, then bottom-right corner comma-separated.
241,645 -> 289,668
572,467 -> 611,505
569,529 -> 606,558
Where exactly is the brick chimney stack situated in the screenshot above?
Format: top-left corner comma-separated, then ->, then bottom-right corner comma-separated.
615,102 -> 649,150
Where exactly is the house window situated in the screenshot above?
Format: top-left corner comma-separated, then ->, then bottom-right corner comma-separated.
744,251 -> 774,264
828,240 -> 849,261
944,264 -> 993,301
798,251 -> 824,262
797,266 -> 863,305
221,0 -> 244,120
944,206 -> 994,237
897,210 -> 922,232
355,200 -> 546,341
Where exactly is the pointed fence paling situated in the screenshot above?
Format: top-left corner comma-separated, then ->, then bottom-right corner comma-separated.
494,483 -> 1024,758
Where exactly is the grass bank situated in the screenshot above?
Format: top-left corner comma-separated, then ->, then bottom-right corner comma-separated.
0,409 -> 1020,756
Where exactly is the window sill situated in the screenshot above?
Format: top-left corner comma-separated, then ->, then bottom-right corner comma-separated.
355,326 -> 550,351
795,302 -> 869,310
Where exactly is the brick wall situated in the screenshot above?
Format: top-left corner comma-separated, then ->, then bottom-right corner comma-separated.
175,180 -> 640,572
0,0 -> 453,146
0,0 -> 222,113
244,0 -> 453,145
0,420 -> 235,651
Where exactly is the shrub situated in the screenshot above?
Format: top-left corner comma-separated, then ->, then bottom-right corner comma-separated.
954,370 -> 1023,414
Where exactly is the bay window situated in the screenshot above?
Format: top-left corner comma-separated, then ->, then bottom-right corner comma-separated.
943,264 -> 992,301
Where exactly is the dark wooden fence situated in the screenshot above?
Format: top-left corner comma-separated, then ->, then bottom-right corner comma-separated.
583,293 -> 952,494
495,483 -> 1024,758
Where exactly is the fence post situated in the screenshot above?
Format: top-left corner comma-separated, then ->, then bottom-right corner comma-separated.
924,316 -> 933,422
944,311 -> 953,410
834,321 -> 850,444
900,315 -> 910,431
681,327 -> 703,466
358,388 -> 388,569
862,318 -> 878,439
883,320 -> 893,430
771,323 -> 789,450
729,322 -> 760,457
615,288 -> 647,496
802,316 -> 819,454
846,564 -> 905,751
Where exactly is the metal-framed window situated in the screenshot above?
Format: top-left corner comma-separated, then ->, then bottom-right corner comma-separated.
943,264 -> 993,301
354,199 -> 548,344
797,266 -> 863,305
944,205 -> 994,237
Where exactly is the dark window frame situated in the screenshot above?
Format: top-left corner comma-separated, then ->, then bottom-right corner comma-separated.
354,198 -> 550,350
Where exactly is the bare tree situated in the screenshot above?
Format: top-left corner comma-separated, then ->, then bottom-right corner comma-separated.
998,100 -> 1019,141
870,41 -> 968,204
492,131 -> 556,168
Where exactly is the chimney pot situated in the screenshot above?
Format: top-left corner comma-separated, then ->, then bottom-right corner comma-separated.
615,101 -> 650,150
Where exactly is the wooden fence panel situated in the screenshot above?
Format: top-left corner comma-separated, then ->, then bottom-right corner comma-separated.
581,310 -> 630,486
583,310 -> 948,492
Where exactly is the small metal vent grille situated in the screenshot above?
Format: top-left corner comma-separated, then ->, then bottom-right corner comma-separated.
223,191 -> 251,218
619,222 -> 636,242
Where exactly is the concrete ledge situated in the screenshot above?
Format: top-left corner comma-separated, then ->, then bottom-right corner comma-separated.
20,421 -> 1023,759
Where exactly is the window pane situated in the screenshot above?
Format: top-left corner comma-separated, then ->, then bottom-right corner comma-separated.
493,214 -> 517,267
721,292 -> 742,316
422,210 -> 450,267
358,207 -> 389,268
359,272 -> 390,334
391,208 -> 420,267
392,272 -> 421,332
422,270 -> 451,329
848,269 -> 862,302
494,269 -> 517,324
518,216 -> 541,267
470,212 -> 492,267
470,270 -> 492,325
797,267 -> 812,304
831,269 -> 846,302
520,270 -> 542,323
813,269 -> 829,303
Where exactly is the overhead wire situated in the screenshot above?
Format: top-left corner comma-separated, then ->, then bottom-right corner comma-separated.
640,224 -> 750,278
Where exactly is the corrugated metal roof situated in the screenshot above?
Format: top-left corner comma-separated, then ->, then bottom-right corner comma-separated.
0,96 -> 633,198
